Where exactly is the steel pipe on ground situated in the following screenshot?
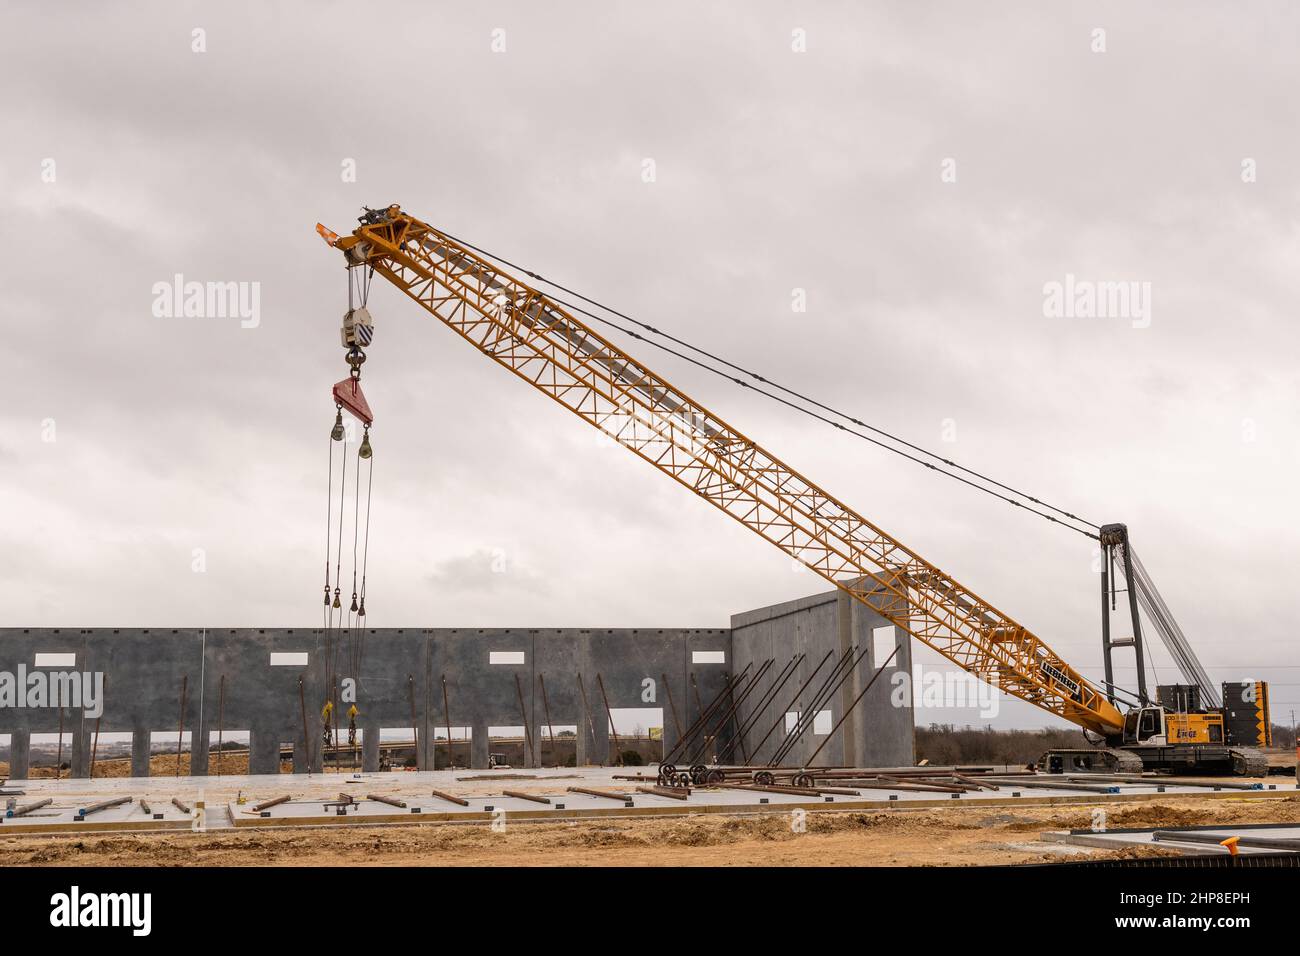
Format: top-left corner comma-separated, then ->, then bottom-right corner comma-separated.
1152,830 -> 1300,851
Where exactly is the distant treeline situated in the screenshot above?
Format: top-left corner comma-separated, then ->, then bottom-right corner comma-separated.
914,724 -> 1090,766
915,722 -> 1297,766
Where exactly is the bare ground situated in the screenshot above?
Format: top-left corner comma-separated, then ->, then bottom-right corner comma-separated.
3,753 -> 320,778
3,793 -> 1297,867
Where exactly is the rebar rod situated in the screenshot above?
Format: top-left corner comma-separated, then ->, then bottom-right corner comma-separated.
770,645 -> 866,767
802,646 -> 898,767
748,649 -> 835,764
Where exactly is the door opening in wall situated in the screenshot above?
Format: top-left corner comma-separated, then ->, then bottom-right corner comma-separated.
487,725 -> 529,767
323,726 -> 363,771
432,725 -> 472,769
377,728 -> 418,770
149,729 -> 194,775
208,730 -> 250,775
539,724 -> 579,767
30,732 -> 72,778
82,731 -> 131,777
608,708 -> 664,765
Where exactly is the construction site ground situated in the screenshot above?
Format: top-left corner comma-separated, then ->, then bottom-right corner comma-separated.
2,766 -> 1297,866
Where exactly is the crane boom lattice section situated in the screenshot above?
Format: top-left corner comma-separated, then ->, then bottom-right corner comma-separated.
332,207 -> 1124,736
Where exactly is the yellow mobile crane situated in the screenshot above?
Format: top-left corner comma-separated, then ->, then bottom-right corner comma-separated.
317,205 -> 1269,776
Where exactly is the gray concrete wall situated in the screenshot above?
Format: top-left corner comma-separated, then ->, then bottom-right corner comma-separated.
0,627 -> 730,779
729,581 -> 914,768
0,585 -> 914,779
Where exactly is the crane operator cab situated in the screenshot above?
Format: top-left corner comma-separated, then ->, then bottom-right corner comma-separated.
1122,706 -> 1166,746
1122,705 -> 1224,747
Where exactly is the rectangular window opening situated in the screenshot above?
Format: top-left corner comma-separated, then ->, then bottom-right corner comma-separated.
812,710 -> 833,735
270,652 -> 309,666
871,625 -> 896,665
34,652 -> 76,667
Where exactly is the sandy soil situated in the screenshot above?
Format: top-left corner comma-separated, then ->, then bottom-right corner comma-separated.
3,794 -> 1297,867
3,753 -> 320,778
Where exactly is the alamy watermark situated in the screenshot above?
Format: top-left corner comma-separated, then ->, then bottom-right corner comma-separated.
890,665 -> 1001,718
0,667 -> 104,718
1042,273 -> 1151,329
50,886 -> 150,936
151,274 -> 261,328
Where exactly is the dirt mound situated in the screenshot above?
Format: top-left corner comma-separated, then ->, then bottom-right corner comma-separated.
0,785 -> 1293,868
1005,794 -> 1300,833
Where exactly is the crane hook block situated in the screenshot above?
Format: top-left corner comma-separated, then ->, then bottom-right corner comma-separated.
332,376 -> 373,426
341,308 -> 374,348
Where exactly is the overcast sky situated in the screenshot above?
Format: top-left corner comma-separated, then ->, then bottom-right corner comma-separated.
3,1 -> 1298,730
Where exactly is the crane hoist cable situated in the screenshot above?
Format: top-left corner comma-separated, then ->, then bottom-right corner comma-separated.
325,416 -> 348,716
321,261 -> 377,741
346,264 -> 375,695
353,454 -> 373,681
333,431 -> 347,613
351,445 -> 362,615
347,443 -> 373,696
323,431 -> 336,626
435,229 -> 1101,541
324,413 -> 344,708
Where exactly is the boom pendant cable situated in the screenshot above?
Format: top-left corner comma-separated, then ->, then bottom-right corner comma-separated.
438,229 -> 1100,540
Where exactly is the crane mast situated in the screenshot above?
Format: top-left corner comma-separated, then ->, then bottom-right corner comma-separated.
320,205 -> 1126,738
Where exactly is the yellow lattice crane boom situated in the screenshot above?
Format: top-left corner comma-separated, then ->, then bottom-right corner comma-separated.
319,204 -> 1126,739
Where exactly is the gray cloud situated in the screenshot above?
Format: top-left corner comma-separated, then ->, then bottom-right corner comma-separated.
3,1 -> 1297,727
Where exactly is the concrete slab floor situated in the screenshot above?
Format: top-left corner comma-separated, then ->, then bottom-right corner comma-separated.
2,767 -> 1294,835
1043,822 -> 1300,855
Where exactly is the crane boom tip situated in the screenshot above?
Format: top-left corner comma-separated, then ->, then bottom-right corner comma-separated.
316,222 -> 341,247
